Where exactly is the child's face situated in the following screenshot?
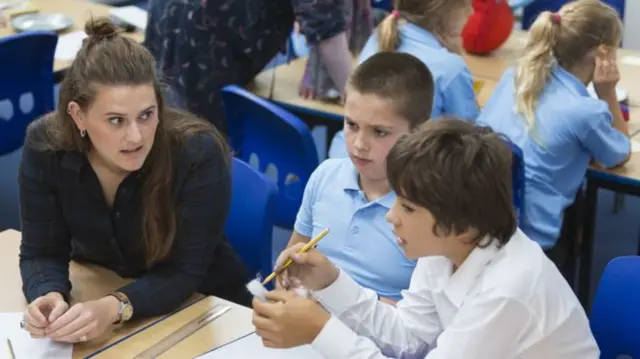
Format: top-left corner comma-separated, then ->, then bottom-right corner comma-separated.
343,90 -> 410,183
386,196 -> 459,260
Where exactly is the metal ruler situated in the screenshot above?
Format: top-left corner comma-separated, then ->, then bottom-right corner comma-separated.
133,305 -> 232,359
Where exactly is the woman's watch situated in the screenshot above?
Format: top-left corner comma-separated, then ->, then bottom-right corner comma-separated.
109,292 -> 133,324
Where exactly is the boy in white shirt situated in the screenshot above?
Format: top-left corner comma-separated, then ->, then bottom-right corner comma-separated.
251,118 -> 599,358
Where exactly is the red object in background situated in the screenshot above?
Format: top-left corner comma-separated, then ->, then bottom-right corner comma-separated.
462,0 -> 515,55
621,104 -> 630,122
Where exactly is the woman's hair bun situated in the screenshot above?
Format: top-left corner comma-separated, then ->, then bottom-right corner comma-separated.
84,17 -> 119,42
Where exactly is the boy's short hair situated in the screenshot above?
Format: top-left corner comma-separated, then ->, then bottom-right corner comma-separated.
348,52 -> 434,129
387,118 -> 517,247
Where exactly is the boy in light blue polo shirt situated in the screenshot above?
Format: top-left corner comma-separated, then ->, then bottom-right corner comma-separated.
329,0 -> 478,158
477,1 -> 630,250
284,52 -> 435,302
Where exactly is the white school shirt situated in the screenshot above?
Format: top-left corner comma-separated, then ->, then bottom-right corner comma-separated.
310,229 -> 599,359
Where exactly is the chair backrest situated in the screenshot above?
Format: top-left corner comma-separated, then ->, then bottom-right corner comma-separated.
522,0 -> 625,30
506,140 -> 525,223
222,85 -> 319,229
225,157 -> 278,278
590,256 -> 640,359
0,31 -> 57,155
371,0 -> 393,10
507,0 -> 535,10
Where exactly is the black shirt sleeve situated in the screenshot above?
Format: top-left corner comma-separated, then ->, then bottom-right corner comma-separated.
116,134 -> 232,318
18,135 -> 72,303
292,0 -> 347,44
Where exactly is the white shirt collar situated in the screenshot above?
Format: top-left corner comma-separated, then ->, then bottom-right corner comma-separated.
444,237 -> 501,307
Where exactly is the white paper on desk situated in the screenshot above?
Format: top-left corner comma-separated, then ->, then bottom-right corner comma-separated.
109,6 -> 147,31
0,313 -> 72,359
54,31 -> 87,61
621,55 -> 640,67
196,332 -> 325,359
632,139 -> 640,153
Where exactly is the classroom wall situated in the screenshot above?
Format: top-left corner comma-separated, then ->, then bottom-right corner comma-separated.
623,0 -> 640,50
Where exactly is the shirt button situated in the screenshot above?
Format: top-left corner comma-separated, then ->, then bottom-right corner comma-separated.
351,226 -> 359,235
115,212 -> 120,218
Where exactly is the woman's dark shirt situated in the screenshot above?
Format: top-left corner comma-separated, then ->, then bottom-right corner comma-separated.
144,0 -> 347,131
18,117 -> 249,318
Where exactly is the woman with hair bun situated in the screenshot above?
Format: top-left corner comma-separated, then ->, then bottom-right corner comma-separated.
18,18 -> 250,344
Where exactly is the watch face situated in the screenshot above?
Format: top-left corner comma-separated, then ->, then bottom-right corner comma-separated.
122,305 -> 134,321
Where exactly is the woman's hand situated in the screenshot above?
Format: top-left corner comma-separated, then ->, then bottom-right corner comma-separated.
23,292 -> 68,338
45,296 -> 120,343
252,291 -> 329,348
274,243 -> 339,291
593,45 -> 620,100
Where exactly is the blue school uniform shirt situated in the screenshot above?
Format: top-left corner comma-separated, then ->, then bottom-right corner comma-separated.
328,22 -> 480,158
294,158 -> 416,300
477,66 -> 630,249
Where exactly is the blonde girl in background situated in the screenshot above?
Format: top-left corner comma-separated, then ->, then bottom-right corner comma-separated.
477,0 -> 630,253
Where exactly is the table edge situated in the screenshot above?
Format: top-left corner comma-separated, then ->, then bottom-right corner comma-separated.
84,295 -> 208,358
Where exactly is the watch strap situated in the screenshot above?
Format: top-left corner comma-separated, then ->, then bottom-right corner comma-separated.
109,292 -> 132,324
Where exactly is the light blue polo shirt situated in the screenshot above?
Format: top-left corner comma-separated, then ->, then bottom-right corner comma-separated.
477,66 -> 630,249
328,22 -> 480,158
294,158 -> 416,300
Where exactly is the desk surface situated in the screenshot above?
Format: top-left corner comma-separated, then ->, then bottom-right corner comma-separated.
0,0 -> 144,74
251,58 -> 499,116
0,229 -> 254,358
463,31 -> 640,108
251,56 -> 640,136
251,47 -> 640,184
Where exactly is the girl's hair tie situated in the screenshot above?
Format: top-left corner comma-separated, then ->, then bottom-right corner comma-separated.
391,9 -> 400,19
551,12 -> 561,25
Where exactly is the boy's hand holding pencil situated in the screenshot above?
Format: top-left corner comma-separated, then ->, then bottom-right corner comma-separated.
250,228 -> 337,296
270,242 -> 339,292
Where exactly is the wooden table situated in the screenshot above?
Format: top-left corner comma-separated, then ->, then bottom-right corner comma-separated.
251,57 -> 498,115
463,31 -> 640,108
0,0 -> 144,76
0,229 -> 254,358
251,56 -> 640,136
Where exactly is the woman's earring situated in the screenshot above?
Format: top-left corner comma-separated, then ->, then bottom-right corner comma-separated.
80,129 -> 86,138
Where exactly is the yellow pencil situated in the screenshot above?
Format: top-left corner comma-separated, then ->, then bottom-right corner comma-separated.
262,228 -> 330,285
6,338 -> 15,359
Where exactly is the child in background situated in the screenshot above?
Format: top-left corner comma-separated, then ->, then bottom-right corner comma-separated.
329,0 -> 478,158
477,0 -> 630,252
282,51 -> 435,304
254,119 -> 598,358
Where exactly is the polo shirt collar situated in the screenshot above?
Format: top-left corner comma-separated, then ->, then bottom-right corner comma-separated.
341,160 -> 396,209
551,65 -> 590,98
402,22 -> 444,50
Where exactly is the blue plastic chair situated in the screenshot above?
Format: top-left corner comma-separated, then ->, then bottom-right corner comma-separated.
225,157 -> 278,278
0,31 -> 57,155
508,0 -> 536,10
0,31 -> 57,230
590,256 -> 640,359
371,0 -> 393,10
222,85 -> 319,229
522,0 -> 625,30
505,141 -> 525,223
